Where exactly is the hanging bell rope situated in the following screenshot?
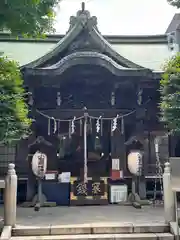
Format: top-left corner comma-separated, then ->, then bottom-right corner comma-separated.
84,113 -> 88,183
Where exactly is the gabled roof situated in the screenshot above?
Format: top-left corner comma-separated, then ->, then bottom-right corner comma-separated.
23,3 -> 145,70
166,13 -> 180,33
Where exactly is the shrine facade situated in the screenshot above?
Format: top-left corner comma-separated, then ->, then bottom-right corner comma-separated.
1,3 -> 179,205
20,8 -> 166,174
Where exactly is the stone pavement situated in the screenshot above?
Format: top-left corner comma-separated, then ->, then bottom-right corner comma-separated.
0,205 -> 166,226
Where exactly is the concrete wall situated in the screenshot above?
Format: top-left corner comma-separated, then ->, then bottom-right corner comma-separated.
0,41 -> 172,70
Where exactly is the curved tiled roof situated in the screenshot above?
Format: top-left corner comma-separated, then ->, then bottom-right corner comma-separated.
23,6 -> 146,70
25,51 -> 152,77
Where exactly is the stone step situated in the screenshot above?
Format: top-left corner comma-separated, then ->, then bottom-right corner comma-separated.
12,223 -> 170,236
10,232 -> 174,240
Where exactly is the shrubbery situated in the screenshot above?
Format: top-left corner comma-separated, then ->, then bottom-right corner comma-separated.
0,55 -> 31,143
160,54 -> 180,134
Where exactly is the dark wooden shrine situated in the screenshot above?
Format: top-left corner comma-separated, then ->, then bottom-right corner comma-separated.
15,3 -> 168,204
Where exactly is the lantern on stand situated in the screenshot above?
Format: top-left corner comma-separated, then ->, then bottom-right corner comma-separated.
127,150 -> 143,208
127,150 -> 142,177
32,151 -> 47,211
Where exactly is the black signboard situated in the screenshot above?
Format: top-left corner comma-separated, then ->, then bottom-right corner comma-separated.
70,177 -> 108,205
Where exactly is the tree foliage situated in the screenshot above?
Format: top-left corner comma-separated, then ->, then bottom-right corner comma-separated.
0,56 -> 31,143
160,54 -> 180,134
0,0 -> 59,36
167,0 -> 180,8
0,0 -> 62,143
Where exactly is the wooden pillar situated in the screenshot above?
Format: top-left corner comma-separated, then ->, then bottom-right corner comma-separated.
83,112 -> 88,183
135,120 -> 147,199
139,157 -> 147,199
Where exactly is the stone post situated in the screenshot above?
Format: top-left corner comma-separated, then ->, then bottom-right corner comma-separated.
163,162 -> 176,223
4,163 -> 17,227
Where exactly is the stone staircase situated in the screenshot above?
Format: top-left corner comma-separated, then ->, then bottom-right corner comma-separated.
10,222 -> 174,240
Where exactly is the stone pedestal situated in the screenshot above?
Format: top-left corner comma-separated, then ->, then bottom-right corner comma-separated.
4,163 -> 17,227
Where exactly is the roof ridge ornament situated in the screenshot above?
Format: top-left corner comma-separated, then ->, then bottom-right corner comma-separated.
81,2 -> 85,12
69,2 -> 97,29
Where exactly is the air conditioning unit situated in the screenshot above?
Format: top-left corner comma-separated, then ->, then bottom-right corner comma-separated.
110,185 -> 128,204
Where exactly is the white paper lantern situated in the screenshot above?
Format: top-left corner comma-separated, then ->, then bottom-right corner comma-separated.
127,151 -> 143,176
31,151 -> 47,178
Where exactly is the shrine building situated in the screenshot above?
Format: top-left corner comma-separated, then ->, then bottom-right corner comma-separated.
0,4 -> 180,205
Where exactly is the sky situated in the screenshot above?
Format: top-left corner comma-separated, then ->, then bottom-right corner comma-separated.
54,0 -> 179,35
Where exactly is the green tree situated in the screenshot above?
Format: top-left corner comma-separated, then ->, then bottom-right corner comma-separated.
167,0 -> 180,8
0,0 -> 61,143
0,0 -> 59,36
160,54 -> 180,134
0,56 -> 31,143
